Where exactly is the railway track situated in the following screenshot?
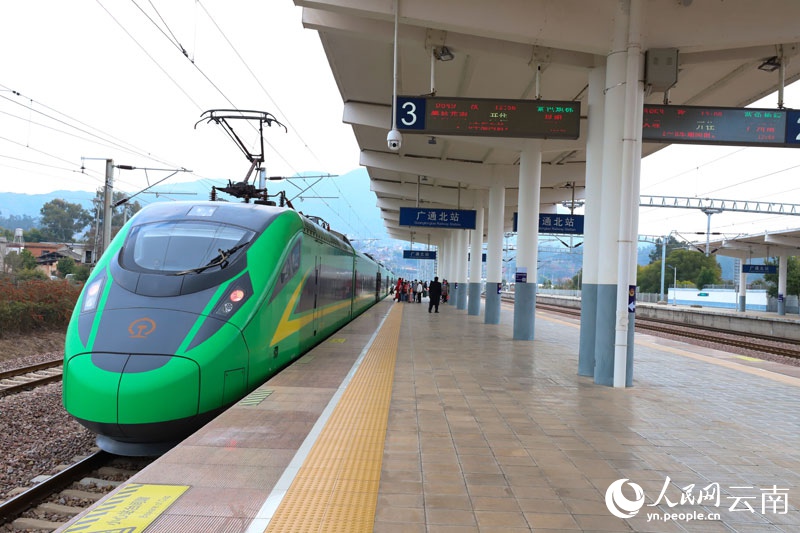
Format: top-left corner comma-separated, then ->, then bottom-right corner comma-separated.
532,302 -> 800,360
0,450 -> 153,531
0,360 -> 63,396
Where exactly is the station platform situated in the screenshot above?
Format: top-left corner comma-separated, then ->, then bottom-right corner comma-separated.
60,298 -> 800,532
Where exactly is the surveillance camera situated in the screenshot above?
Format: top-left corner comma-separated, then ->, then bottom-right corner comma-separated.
387,129 -> 402,151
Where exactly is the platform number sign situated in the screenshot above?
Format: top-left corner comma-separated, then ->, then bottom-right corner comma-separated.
395,96 -> 580,139
397,97 -> 427,131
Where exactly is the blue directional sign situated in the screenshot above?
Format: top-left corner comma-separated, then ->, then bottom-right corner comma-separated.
399,207 -> 477,229
786,110 -> 800,145
742,264 -> 777,274
512,213 -> 585,234
403,250 -> 437,260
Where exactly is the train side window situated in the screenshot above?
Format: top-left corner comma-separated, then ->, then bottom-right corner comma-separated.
272,240 -> 301,300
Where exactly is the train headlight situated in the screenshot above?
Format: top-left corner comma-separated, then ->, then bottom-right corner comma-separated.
213,276 -> 253,318
82,277 -> 106,313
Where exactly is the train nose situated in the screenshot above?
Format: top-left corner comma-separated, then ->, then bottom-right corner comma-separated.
63,353 -> 200,438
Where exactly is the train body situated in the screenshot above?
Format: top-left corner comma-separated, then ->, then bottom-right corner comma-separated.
63,201 -> 392,455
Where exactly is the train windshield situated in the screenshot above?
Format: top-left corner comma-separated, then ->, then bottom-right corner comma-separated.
121,221 -> 254,274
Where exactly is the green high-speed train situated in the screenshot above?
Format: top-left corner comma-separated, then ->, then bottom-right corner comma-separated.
63,200 -> 393,455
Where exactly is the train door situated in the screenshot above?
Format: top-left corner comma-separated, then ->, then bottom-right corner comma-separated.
376,271 -> 381,302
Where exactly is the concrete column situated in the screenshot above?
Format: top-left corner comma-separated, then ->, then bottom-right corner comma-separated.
514,140 -> 542,340
778,255 -> 787,315
613,0 -> 643,388
739,264 -> 748,312
594,0 -> 629,386
432,237 -> 442,279
455,229 -> 469,310
445,234 -> 456,304
578,66 -> 606,377
485,183 -> 505,324
468,196 -> 485,316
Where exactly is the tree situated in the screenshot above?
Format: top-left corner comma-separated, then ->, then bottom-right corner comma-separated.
0,212 -> 38,232
637,249 -> 722,294
636,263 -> 665,294
72,264 -> 92,283
696,266 -> 718,290
57,257 -> 77,277
764,257 -> 800,298
648,235 -> 684,264
39,199 -> 92,243
3,249 -> 38,275
23,227 -> 46,243
84,188 -> 142,245
571,268 -> 582,290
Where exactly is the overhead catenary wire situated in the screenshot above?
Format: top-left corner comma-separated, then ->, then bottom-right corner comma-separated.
2,3 -> 379,241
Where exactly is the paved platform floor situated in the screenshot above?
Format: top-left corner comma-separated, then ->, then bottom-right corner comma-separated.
58,298 -> 800,532
376,299 -> 800,532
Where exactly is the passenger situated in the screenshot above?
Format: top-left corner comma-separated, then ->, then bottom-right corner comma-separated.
416,280 -> 423,303
441,279 -> 449,303
428,276 -> 442,313
395,278 -> 403,302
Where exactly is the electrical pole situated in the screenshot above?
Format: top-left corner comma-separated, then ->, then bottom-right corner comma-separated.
102,159 -> 114,258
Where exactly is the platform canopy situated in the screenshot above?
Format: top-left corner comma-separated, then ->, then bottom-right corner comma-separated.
704,228 -> 800,259
295,0 -> 800,243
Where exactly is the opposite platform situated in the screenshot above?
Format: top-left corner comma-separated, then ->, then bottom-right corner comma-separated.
59,298 -> 800,532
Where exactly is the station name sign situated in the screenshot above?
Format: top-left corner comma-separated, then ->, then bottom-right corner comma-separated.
643,104 -> 800,147
513,213 -> 585,235
403,250 -> 437,260
742,264 -> 777,274
399,207 -> 477,229
396,96 -> 581,139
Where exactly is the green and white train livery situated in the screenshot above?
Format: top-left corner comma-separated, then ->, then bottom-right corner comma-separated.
63,201 -> 392,456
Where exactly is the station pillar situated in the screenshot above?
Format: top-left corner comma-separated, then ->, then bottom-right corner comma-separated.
594,0 -> 642,387
578,67 -> 605,377
738,265 -> 747,312
485,183 -> 505,324
513,140 -> 542,340
778,255 -> 787,315
456,229 -> 469,310
468,195 -> 485,316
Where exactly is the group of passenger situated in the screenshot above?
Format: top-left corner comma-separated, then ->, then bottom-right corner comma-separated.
391,276 -> 449,314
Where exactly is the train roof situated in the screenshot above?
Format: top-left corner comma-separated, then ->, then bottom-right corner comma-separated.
132,201 -> 293,234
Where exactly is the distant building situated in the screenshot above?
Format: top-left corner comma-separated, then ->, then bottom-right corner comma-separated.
4,241 -> 94,277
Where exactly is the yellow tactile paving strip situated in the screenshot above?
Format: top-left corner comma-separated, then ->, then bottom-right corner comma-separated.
265,303 -> 403,532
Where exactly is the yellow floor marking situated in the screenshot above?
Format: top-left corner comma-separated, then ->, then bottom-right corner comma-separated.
238,388 -> 274,406
62,484 -> 188,532
734,354 -> 763,362
265,304 -> 403,532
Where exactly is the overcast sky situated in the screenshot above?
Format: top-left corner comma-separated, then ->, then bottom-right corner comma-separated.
0,1 -> 360,198
2,1 -> 800,247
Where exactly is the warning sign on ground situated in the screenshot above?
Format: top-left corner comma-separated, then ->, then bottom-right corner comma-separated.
62,483 -> 189,532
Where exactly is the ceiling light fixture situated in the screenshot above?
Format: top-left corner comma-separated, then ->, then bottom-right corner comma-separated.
758,56 -> 781,72
433,46 -> 454,62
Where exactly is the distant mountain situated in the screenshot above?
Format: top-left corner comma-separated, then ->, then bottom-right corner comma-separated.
0,190 -> 96,221
0,168 -> 388,243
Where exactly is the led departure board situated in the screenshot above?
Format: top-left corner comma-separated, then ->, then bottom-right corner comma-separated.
642,104 -> 787,146
396,96 -> 581,139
